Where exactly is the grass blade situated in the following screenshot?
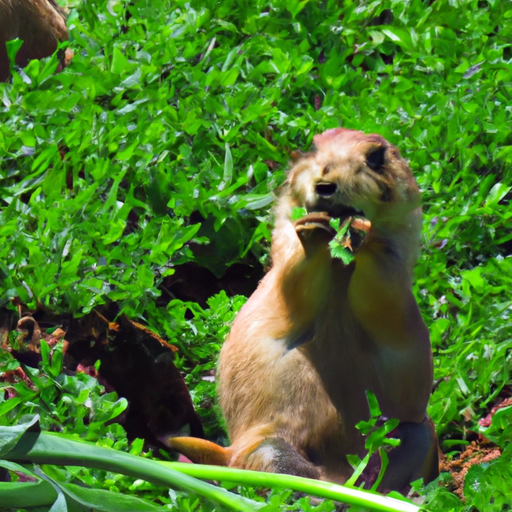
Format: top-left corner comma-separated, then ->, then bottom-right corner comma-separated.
160,462 -> 423,512
4,432 -> 263,512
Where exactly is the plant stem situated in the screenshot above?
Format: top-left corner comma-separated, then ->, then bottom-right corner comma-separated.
161,462 -> 424,512
4,432 -> 262,512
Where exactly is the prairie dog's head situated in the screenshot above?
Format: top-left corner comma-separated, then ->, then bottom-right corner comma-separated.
287,128 -> 421,222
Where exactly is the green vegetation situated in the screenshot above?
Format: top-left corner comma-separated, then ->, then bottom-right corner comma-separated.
1,417 -> 421,512
1,0 -> 512,510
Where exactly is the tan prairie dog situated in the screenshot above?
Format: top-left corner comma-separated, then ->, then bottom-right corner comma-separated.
170,128 -> 438,492
0,0 -> 68,81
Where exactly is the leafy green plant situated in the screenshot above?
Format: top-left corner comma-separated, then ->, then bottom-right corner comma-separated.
345,392 -> 400,491
1,416 -> 423,512
0,416 -> 261,511
1,0 -> 512,509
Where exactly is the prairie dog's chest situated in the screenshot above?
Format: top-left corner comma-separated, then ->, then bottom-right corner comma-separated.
302,290 -> 429,425
296,269 -> 371,416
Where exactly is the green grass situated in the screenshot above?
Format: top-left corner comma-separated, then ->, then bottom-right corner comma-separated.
1,0 -> 512,510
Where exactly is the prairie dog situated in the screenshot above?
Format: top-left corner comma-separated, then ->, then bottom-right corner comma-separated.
172,128 -> 438,491
0,0 -> 68,81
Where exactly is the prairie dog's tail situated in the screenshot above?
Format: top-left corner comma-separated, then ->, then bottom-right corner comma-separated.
169,437 -> 232,466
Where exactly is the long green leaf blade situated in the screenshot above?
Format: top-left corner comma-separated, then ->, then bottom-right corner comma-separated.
160,462 -> 422,512
0,480 -> 58,508
3,431 -> 262,512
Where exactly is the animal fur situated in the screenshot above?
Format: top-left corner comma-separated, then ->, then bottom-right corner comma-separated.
0,0 -> 68,81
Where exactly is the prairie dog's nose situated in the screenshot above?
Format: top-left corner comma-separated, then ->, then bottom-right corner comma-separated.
315,182 -> 337,197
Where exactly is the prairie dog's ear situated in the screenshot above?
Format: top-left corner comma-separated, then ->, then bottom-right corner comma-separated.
290,150 -> 306,163
313,128 -> 349,151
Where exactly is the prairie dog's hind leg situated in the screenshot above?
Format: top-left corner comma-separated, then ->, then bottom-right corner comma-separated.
378,417 -> 439,492
233,437 -> 321,479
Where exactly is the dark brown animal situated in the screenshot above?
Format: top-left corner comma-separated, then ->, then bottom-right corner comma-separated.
171,128 -> 438,491
0,0 -> 68,81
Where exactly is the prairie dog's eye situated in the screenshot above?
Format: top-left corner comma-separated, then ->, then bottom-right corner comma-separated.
366,146 -> 386,172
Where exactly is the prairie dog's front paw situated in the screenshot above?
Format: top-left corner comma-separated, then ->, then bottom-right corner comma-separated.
295,212 -> 336,234
350,218 -> 372,233
295,213 -> 336,252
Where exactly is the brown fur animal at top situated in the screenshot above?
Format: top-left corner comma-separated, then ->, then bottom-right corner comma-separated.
170,128 -> 438,491
0,0 -> 68,81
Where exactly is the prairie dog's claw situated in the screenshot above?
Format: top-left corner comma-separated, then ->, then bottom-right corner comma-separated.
295,213 -> 336,253
351,218 -> 372,233
294,213 -> 336,235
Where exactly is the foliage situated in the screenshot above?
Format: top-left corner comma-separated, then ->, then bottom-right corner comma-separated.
1,0 -> 512,510
0,416 -> 263,512
1,416 -> 421,512
346,391 -> 400,490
